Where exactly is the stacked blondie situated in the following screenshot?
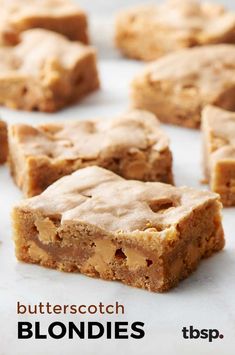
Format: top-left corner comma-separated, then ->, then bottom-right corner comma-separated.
1,0 -> 234,292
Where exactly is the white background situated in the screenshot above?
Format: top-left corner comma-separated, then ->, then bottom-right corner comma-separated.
0,1 -> 235,354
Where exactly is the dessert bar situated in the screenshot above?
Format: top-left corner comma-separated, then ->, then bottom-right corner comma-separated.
115,0 -> 235,61
8,110 -> 173,196
202,105 -> 235,206
13,166 -> 225,292
0,29 -> 99,112
0,0 -> 88,45
131,45 -> 235,128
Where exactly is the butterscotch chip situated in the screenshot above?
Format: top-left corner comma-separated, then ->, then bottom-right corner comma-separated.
131,45 -> 235,128
8,110 -> 173,197
202,105 -> 235,206
115,0 -> 235,61
0,120 -> 8,164
0,29 -> 99,112
0,0 -> 89,45
12,166 -> 225,292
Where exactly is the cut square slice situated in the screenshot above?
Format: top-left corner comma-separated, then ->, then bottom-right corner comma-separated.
13,166 -> 225,292
0,0 -> 89,45
115,0 -> 235,61
0,29 -> 99,112
8,110 -> 173,197
131,45 -> 235,128
202,105 -> 235,206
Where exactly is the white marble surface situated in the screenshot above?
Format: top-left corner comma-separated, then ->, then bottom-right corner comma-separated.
75,0 -> 235,14
1,5 -> 235,355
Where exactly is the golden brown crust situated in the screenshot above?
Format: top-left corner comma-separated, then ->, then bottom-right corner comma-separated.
13,166 -> 225,292
131,45 -> 235,128
0,0 -> 89,45
202,105 -> 235,206
0,29 -> 99,112
0,120 -> 8,164
8,110 -> 173,196
115,0 -> 235,61
15,166 -> 220,231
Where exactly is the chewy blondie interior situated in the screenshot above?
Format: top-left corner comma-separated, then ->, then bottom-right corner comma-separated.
0,120 -> 8,164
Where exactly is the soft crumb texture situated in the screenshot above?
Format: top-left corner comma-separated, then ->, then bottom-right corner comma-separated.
202,105 -> 235,206
131,44 -> 235,129
0,120 -> 8,164
115,0 -> 235,61
0,29 -> 99,112
8,110 -> 173,197
0,0 -> 89,45
12,166 -> 225,292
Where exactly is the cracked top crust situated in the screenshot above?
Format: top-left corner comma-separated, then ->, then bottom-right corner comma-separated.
117,0 -> 235,44
202,105 -> 235,162
17,166 -> 219,234
0,28 -> 94,78
9,110 -> 169,160
133,44 -> 235,101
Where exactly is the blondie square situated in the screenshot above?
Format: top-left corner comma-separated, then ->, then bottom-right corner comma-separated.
0,0 -> 88,45
115,0 -> 235,61
131,45 -> 235,128
0,120 -> 8,164
202,105 -> 235,206
8,110 -> 173,197
12,166 -> 225,292
0,29 -> 99,112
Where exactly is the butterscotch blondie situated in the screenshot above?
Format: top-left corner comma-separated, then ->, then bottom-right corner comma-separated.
202,105 -> 235,206
8,110 -> 173,197
13,166 -> 225,292
0,29 -> 99,112
131,45 -> 235,128
0,0 -> 88,45
0,120 -> 8,164
115,0 -> 235,61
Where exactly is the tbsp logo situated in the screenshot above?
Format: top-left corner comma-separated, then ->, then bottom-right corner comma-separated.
182,326 -> 224,342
